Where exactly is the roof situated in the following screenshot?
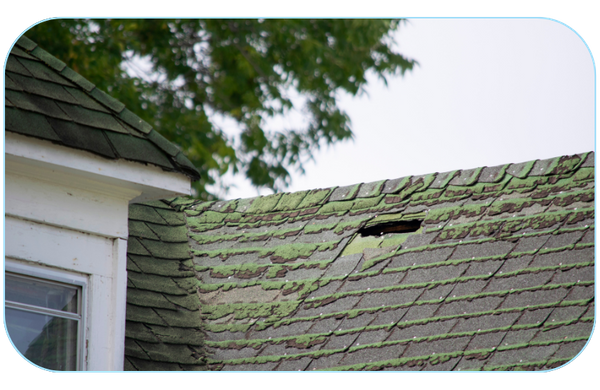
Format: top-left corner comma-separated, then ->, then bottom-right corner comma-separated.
125,151 -> 595,371
124,199 -> 206,371
5,36 -> 201,181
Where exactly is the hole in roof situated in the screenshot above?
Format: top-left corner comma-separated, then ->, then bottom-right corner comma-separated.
358,219 -> 423,237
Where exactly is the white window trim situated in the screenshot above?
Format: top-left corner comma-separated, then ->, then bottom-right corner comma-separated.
5,261 -> 88,371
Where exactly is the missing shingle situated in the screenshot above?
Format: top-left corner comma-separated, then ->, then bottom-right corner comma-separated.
358,219 -> 423,237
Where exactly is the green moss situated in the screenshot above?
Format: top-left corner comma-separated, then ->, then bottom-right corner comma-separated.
245,193 -> 284,214
436,222 -> 475,241
353,195 -> 384,210
385,176 -> 411,194
333,218 -> 371,234
188,232 -> 242,245
304,221 -> 338,234
573,167 -> 594,181
201,300 -> 300,321
318,200 -> 355,214
398,173 -> 437,199
424,203 -> 488,224
410,188 -> 445,203
340,234 -> 384,257
272,190 -> 308,211
297,188 -> 334,208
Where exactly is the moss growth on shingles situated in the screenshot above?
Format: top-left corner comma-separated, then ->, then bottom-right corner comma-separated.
207,345 -> 348,366
333,217 -> 371,234
537,244 -> 575,255
318,200 -> 356,214
201,301 -> 300,321
352,195 -> 384,210
187,211 -> 226,226
573,167 -> 594,181
361,251 -> 397,271
245,193 -> 284,214
340,234 -> 384,257
505,175 -> 548,191
424,203 -> 488,224
272,190 -> 308,211
296,188 -> 333,208
410,188 -> 445,203
304,221 -> 338,234
208,263 -> 269,278
188,232 -> 242,245
207,332 -> 330,350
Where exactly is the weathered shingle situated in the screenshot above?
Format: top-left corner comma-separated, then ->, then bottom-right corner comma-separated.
160,152 -> 594,371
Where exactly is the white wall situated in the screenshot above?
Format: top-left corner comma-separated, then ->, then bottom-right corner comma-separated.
4,132 -> 191,371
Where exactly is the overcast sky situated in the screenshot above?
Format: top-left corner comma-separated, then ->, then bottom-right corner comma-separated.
220,18 -> 595,199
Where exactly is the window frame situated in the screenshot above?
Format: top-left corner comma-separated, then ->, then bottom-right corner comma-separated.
5,261 -> 88,371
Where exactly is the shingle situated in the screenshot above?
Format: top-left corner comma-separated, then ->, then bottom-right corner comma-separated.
389,319 -> 458,342
329,184 -> 360,202
387,247 -> 454,269
16,35 -> 37,51
60,66 -> 96,92
401,336 -> 471,358
62,86 -> 111,112
5,106 -> 61,141
485,345 -> 560,368
30,46 -> 67,72
8,72 -> 79,103
56,101 -> 130,133
499,288 -> 569,310
5,89 -> 71,121
105,131 -> 174,169
449,241 -> 516,260
16,57 -> 72,86
89,87 -> 126,113
46,118 -> 117,159
6,56 -> 33,76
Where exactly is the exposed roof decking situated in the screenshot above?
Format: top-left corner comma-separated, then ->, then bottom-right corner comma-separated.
5,36 -> 201,181
180,152 -> 594,371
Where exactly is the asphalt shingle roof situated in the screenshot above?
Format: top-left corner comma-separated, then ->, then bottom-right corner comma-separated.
124,199 -> 206,371
5,36 -> 200,181
137,152 -> 594,371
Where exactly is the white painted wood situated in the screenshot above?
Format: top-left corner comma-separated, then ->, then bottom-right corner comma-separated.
6,168 -> 133,239
5,132 -> 192,202
5,217 -> 115,277
111,238 -> 128,371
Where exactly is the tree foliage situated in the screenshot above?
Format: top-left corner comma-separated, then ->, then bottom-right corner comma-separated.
26,19 -> 416,199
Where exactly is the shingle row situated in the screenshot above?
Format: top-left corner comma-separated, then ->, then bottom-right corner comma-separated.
179,152 -> 594,371
5,36 -> 200,181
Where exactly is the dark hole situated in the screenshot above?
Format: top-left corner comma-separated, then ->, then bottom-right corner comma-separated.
359,220 -> 423,237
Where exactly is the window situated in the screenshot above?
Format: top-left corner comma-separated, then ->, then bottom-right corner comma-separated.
5,264 -> 86,371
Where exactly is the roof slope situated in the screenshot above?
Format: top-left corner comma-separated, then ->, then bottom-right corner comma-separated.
175,152 -> 594,371
124,199 -> 206,370
5,36 -> 200,181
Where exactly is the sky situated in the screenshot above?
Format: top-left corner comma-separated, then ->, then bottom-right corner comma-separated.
221,18 -> 595,199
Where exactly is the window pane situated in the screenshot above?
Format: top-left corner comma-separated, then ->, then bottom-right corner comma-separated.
6,307 -> 78,371
5,274 -> 78,313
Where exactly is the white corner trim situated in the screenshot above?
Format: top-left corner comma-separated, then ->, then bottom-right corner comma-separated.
5,132 -> 192,202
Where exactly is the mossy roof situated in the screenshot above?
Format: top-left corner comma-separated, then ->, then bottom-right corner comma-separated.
5,36 -> 200,181
127,152 -> 594,371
